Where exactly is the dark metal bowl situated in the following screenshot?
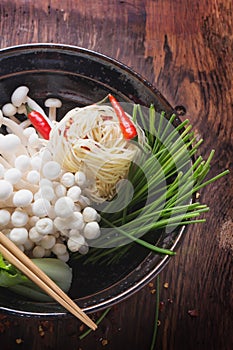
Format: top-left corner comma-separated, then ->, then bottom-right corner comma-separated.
0,43 -> 185,317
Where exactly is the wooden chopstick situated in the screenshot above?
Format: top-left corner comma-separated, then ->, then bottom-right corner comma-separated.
0,232 -> 97,330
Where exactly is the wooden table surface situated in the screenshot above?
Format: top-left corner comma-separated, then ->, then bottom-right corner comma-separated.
0,1 -> 232,349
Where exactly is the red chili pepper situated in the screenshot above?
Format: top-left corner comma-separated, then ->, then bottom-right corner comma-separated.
108,94 -> 137,140
26,105 -> 51,140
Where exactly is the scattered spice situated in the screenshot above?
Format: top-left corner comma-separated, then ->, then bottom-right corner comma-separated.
188,309 -> 199,317
159,301 -> 165,312
0,314 -> 10,333
101,338 -> 108,346
79,308 -> 111,340
148,281 -> 156,294
38,324 -> 45,337
79,324 -> 85,332
15,338 -> 24,344
163,282 -> 169,289
218,219 -> 233,254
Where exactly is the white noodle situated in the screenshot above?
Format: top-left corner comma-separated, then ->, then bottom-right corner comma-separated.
49,104 -> 146,202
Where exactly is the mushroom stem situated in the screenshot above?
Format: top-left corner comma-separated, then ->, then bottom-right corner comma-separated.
0,156 -> 12,169
14,178 -> 39,193
7,115 -> 21,124
0,151 -> 16,166
0,110 -> 28,145
49,107 -> 56,121
45,98 -> 62,122
20,119 -> 32,129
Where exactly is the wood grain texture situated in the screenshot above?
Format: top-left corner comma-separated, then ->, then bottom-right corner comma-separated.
0,0 -> 232,349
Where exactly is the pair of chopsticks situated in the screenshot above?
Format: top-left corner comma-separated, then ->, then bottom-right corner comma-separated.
0,231 -> 97,330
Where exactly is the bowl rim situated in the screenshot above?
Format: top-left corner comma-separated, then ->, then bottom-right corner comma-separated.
0,43 -> 174,111
0,43 -> 187,317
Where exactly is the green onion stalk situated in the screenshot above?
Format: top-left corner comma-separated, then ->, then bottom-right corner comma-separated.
73,105 -> 229,265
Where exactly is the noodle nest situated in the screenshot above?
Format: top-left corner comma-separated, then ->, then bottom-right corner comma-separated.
48,104 -> 146,202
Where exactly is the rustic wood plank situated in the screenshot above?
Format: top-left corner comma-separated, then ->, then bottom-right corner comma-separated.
0,0 -> 232,349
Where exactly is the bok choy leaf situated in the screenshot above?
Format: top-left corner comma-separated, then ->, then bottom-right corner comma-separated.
0,254 -> 72,301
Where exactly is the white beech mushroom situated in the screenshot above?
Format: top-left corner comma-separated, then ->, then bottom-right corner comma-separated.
0,209 -> 11,227
32,198 -> 51,217
82,206 -> 98,222
26,170 -> 40,184
32,245 -> 45,258
29,227 -> 43,243
44,98 -> 62,121
54,196 -> 74,218
14,155 -> 31,172
40,235 -> 56,250
67,234 -> 86,252
42,161 -> 61,180
60,172 -> 75,187
67,186 -> 82,202
52,243 -> 67,256
56,251 -> 69,262
67,211 -> 84,230
2,103 -> 17,117
9,227 -> 28,245
0,180 -> 13,200
11,209 -> 29,227
35,217 -> 54,235
11,86 -> 29,107
74,171 -> 87,188
13,189 -> 33,207
83,221 -> 101,240
0,110 -> 28,146
4,168 -> 22,185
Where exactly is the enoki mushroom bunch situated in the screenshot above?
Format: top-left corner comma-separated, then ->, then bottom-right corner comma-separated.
0,89 -> 102,261
48,104 -> 146,202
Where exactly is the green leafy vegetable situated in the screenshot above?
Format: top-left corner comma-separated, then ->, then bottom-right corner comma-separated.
75,105 -> 229,265
0,255 -> 72,301
0,253 -> 27,287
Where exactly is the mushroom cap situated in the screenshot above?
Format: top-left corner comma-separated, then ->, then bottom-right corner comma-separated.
0,134 -> 21,152
11,86 -> 29,107
2,103 -> 17,117
44,98 -> 62,108
0,180 -> 13,200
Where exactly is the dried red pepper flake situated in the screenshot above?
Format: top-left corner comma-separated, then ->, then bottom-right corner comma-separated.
101,338 -> 108,346
80,145 -> 91,151
0,316 -> 11,333
40,320 -> 53,333
38,324 -> 45,337
159,301 -> 165,311
188,309 -> 199,317
101,115 -> 113,121
79,324 -> 85,332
